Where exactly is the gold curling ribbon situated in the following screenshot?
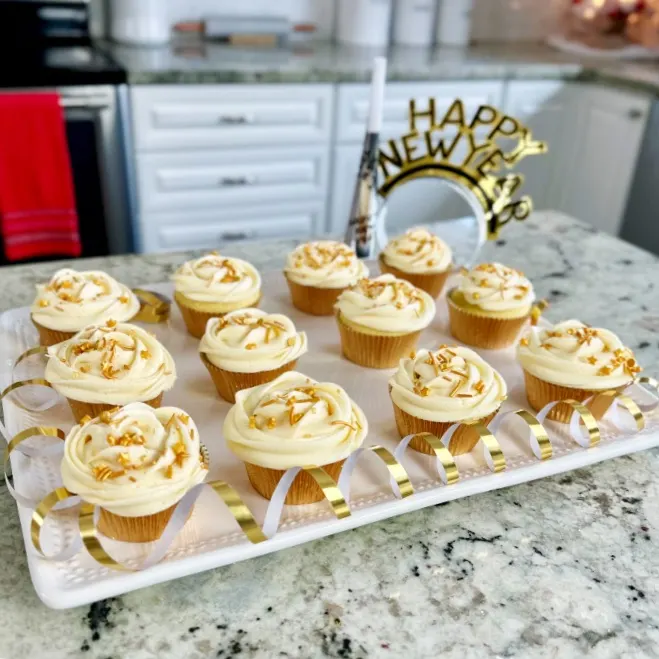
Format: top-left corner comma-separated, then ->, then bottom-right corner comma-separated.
409,433 -> 459,485
587,391 -> 644,431
300,466 -> 351,519
562,399 -> 600,447
501,410 -> 552,460
31,487 -> 77,557
132,288 -> 171,323
530,299 -> 549,326
14,346 -> 47,369
0,378 -> 54,413
369,445 -> 415,498
463,422 -> 507,473
4,426 -> 65,486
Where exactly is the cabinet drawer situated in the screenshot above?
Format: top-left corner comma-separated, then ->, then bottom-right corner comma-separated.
132,84 -> 334,151
336,81 -> 504,143
136,146 -> 330,213
138,201 -> 324,253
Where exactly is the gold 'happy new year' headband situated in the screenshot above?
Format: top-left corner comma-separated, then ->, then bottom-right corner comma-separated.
377,99 -> 548,239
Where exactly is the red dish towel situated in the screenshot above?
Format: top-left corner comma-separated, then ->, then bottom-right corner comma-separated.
0,93 -> 81,261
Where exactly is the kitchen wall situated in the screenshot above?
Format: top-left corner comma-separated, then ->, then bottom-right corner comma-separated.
167,0 -> 565,43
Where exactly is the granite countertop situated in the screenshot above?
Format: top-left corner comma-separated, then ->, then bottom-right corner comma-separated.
104,40 -> 659,94
2,212 -> 659,658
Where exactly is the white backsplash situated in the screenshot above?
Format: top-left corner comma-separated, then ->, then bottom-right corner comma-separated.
165,0 -> 563,43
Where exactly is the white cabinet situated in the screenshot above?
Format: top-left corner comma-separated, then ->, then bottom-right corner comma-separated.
336,81 -> 505,142
139,200 -> 324,253
504,81 -> 650,236
131,84 -> 333,150
558,85 -> 649,236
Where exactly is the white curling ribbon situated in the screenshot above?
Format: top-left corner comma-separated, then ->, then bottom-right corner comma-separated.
626,380 -> 659,414
394,433 -> 459,485
584,393 -> 641,433
10,348 -> 60,414
536,402 -> 596,449
488,410 -> 552,461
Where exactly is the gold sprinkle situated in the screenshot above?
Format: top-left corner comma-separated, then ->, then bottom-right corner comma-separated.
140,350 -> 151,359
409,350 -> 416,359
37,299 -> 49,307
472,292 -> 480,300
586,356 -> 598,365
129,476 -> 137,482
84,434 -> 93,444
249,416 -> 257,429
520,337 -> 529,346
106,319 -> 117,328
449,381 -> 462,398
164,464 -> 174,479
474,381 -> 485,394
119,295 -> 129,303
177,413 -> 190,424
99,411 -> 113,424
331,420 -> 357,431
78,364 -> 90,373
245,343 -> 257,350
267,417 -> 277,429
286,337 -> 296,347
597,366 -> 612,376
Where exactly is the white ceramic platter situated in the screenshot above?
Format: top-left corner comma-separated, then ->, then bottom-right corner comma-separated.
2,274 -> 658,609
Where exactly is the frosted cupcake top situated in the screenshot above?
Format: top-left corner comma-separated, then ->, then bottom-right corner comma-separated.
284,241 -> 369,289
224,371 -> 368,469
30,269 -> 140,332
382,227 -> 453,274
45,321 -> 176,405
455,263 -> 535,314
61,403 -> 207,517
335,274 -> 436,333
199,308 -> 308,373
172,253 -> 261,305
390,346 -> 507,423
517,319 -> 641,390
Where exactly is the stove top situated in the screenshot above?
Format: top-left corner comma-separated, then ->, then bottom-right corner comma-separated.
0,44 -> 126,88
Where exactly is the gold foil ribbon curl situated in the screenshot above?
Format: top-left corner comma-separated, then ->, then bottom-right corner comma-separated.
32,487 -> 77,558
132,289 -> 171,323
0,378 -> 55,413
562,399 -> 600,447
408,433 -> 459,485
492,409 -> 552,461
368,445 -> 415,497
14,346 -> 47,369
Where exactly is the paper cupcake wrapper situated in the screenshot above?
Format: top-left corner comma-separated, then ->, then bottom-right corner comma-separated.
285,276 -> 345,316
174,291 -> 262,339
66,392 -> 164,424
245,459 -> 346,505
523,369 -> 626,424
336,314 -> 421,369
378,254 -> 451,299
98,503 -> 187,543
200,353 -> 298,403
447,291 -> 529,350
391,397 -> 497,455
31,317 -> 76,347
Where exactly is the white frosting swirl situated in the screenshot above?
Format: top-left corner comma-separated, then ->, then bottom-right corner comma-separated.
172,253 -> 261,305
284,241 -> 369,289
45,322 -> 176,404
390,346 -> 507,422
335,274 -> 436,333
517,319 -> 641,389
224,371 -> 368,469
30,269 -> 140,332
382,227 -> 453,274
199,308 -> 308,373
61,403 -> 207,516
456,263 -> 535,313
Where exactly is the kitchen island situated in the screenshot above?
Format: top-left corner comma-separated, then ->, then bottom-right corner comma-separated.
1,211 -> 659,659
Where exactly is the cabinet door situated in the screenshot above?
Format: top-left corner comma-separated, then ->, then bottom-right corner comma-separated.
504,81 -> 574,213
138,200 -> 324,253
137,146 -> 330,213
336,81 -> 504,143
558,86 -> 649,236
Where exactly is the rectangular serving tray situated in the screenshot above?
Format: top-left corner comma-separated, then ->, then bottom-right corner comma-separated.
2,274 -> 658,609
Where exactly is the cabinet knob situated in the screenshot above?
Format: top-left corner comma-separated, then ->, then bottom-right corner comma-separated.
217,115 -> 250,125
218,176 -> 253,187
628,108 -> 644,120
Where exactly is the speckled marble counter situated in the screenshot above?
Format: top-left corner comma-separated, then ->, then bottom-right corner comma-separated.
2,212 -> 659,659
103,40 -> 659,94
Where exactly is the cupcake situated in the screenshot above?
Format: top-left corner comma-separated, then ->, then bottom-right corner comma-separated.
199,308 -> 308,403
518,319 -> 642,423
224,371 -> 368,504
389,346 -> 507,455
45,321 -> 176,422
447,262 -> 535,349
335,274 -> 435,368
61,403 -> 208,542
30,269 -> 140,347
379,227 -> 453,298
172,253 -> 262,338
284,241 -> 369,316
